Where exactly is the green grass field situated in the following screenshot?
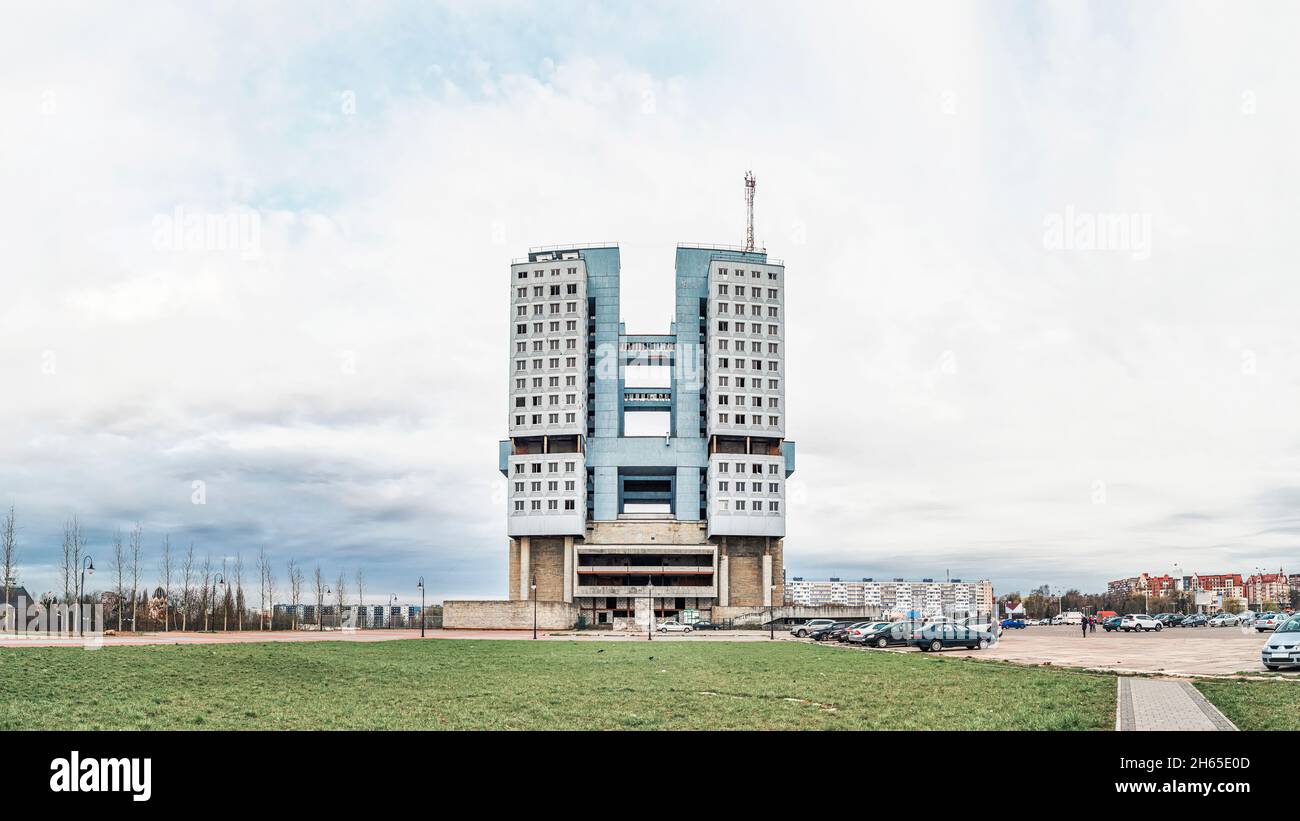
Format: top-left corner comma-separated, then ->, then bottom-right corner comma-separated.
1192,679 -> 1300,731
0,639 -> 1117,730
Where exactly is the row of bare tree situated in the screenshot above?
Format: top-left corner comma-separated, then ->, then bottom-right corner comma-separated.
1,506 -> 398,632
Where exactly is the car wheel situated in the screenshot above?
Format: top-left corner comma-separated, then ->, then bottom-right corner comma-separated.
876,637 -> 888,648
796,630 -> 807,638
684,628 -> 692,633
978,638 -> 990,649
658,627 -> 666,633
1155,624 -> 1162,631
929,639 -> 943,652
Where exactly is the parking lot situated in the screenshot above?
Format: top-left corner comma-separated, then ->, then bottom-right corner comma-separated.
820,623 -> 1289,677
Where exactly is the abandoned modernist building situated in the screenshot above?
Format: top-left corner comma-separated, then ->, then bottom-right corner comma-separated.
497,242 -> 794,628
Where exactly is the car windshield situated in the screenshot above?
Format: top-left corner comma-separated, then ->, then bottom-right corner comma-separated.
1278,618 -> 1300,633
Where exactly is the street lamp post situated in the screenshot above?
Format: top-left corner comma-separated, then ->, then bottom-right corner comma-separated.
209,574 -> 225,632
388,594 -> 398,629
647,576 -> 654,641
530,576 -> 537,640
417,576 -> 426,638
769,583 -> 776,640
79,556 -> 94,636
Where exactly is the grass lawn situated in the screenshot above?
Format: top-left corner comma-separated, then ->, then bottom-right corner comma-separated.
1193,678 -> 1300,730
0,639 -> 1116,730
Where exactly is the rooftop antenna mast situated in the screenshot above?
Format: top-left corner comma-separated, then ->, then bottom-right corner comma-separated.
743,170 -> 756,252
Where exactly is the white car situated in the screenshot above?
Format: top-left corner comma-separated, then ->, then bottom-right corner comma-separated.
656,620 -> 692,633
1208,613 -> 1239,627
1120,614 -> 1162,632
846,621 -> 892,643
1254,613 -> 1289,632
1261,615 -> 1300,670
790,619 -> 835,638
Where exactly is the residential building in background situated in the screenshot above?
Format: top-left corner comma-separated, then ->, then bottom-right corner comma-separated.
1244,570 -> 1288,609
785,577 -> 994,618
497,239 -> 795,628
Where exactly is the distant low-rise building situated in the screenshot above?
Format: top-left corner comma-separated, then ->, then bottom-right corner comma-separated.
1245,570 -> 1288,609
785,577 -> 993,618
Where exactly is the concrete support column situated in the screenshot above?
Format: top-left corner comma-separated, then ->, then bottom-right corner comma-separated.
562,536 -> 574,603
762,553 -> 773,606
519,537 -> 531,601
718,554 -> 730,607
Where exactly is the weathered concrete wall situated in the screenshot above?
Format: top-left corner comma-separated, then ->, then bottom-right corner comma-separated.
587,520 -> 708,545
443,599 -> 578,630
718,536 -> 783,607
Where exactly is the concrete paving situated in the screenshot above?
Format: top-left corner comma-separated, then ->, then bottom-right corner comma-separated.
1117,677 -> 1237,731
935,624 -> 1282,677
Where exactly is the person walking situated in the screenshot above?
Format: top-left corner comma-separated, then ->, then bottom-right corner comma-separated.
1089,615 -> 1097,633
1081,616 -> 1089,637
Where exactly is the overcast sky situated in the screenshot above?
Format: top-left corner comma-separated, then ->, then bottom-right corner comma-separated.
2,1 -> 1298,602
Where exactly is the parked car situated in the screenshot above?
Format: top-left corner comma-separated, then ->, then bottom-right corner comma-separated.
810,621 -> 857,641
1052,611 -> 1085,625
1180,614 -> 1208,627
1261,615 -> 1300,671
1208,613 -> 1239,627
690,621 -> 723,631
656,620 -> 693,633
1254,613 -> 1287,632
1120,614 -> 1162,632
910,622 -> 995,652
791,619 -> 836,638
1101,616 -> 1123,632
829,621 -> 876,642
845,621 -> 892,643
1000,618 -> 1026,629
1155,613 -> 1184,627
858,621 -> 915,648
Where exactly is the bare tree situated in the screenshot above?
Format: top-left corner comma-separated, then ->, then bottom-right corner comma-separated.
256,547 -> 269,630
335,572 -> 346,629
287,558 -> 302,631
355,568 -> 366,629
233,552 -> 244,631
1,506 -> 17,613
158,535 -> 173,632
111,530 -> 126,632
265,553 -> 277,630
313,565 -> 325,631
180,543 -> 195,631
200,555 -> 213,631
61,517 -> 80,606
129,522 -> 142,631
220,556 -> 229,630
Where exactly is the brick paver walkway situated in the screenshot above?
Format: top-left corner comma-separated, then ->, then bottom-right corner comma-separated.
1116,677 -> 1237,731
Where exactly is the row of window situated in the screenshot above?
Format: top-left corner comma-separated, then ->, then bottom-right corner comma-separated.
717,481 -> 781,494
514,356 -> 580,371
515,301 -> 580,316
516,282 -> 580,299
513,412 -> 579,426
513,393 -> 580,407
515,337 -> 580,353
516,266 -> 580,279
715,321 -> 780,335
717,284 -> 779,299
715,339 -> 779,355
715,462 -> 783,475
716,413 -> 781,426
512,460 -> 581,474
512,498 -> 579,511
512,480 -> 580,493
716,357 -> 781,372
715,395 -> 779,408
716,267 -> 780,281
717,376 -> 779,390
515,320 -> 580,335
515,375 -> 579,390
714,302 -> 779,317
715,499 -> 780,513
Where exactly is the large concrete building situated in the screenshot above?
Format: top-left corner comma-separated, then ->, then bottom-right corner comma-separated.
498,243 -> 794,628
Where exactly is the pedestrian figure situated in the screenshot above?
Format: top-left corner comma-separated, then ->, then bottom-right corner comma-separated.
1089,615 -> 1097,633
1081,617 -> 1088,637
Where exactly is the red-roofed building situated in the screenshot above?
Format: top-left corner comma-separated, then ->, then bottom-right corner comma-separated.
1245,570 -> 1287,609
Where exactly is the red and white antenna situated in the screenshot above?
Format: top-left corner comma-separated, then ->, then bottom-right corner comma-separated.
743,171 -> 756,252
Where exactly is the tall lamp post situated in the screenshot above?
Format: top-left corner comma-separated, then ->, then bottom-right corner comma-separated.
79,556 -> 95,636
210,573 -> 225,632
647,576 -> 654,641
530,576 -> 537,640
769,583 -> 776,640
388,594 -> 398,629
417,576 -> 426,638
